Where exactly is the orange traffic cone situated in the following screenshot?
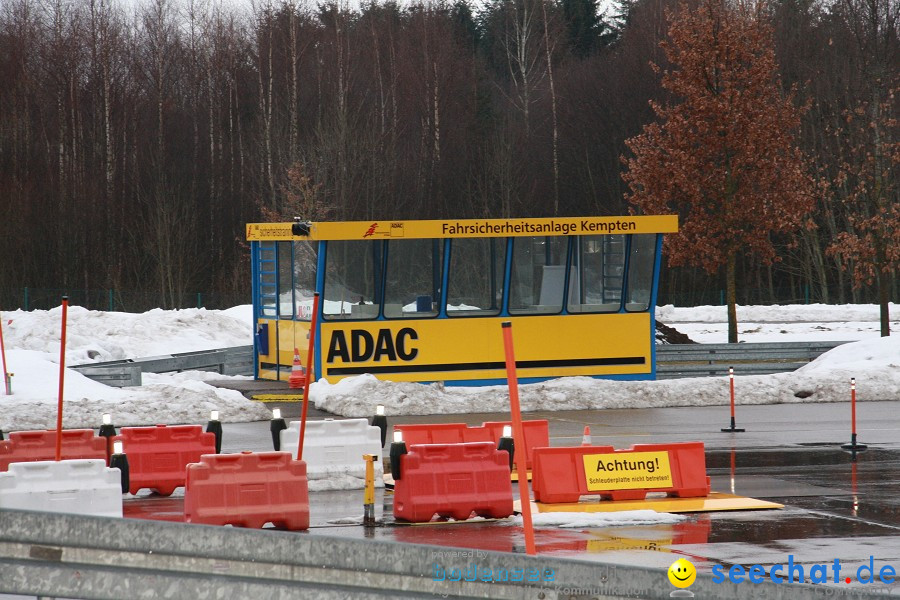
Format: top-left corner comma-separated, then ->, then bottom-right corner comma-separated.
581,426 -> 591,446
288,348 -> 306,389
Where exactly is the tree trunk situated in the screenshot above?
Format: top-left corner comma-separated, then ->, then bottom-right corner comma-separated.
877,250 -> 891,337
540,0 -> 559,216
726,251 -> 738,343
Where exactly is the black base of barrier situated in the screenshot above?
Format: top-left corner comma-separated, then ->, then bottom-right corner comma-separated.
270,418 -> 287,451
372,414 -> 387,448
497,436 -> 514,471
110,453 -> 130,493
389,441 -> 407,480
206,419 -> 223,454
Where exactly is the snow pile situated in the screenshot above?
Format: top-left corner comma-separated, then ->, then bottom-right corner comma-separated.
308,474 -> 383,492
658,303 -> 900,324
0,302 -> 896,430
657,303 -> 899,343
310,336 -> 900,417
518,510 -> 685,528
0,305 -> 267,431
1,305 -> 252,365
0,358 -> 269,430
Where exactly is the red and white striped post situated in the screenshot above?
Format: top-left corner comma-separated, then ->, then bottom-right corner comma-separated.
721,366 -> 744,432
841,377 -> 867,451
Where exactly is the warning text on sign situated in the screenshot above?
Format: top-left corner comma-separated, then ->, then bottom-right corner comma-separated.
582,451 -> 673,491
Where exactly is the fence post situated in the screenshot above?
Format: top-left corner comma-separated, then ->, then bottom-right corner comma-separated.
108,289 -> 114,312
24,287 -> 29,311
197,293 -> 202,308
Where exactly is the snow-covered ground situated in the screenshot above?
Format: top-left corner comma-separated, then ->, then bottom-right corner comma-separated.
658,303 -> 900,343
0,303 -> 897,431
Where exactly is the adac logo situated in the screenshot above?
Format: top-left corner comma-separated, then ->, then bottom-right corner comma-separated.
668,558 -> 696,597
364,223 -> 378,237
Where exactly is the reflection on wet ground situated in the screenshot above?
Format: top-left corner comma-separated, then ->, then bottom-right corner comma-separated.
123,445 -> 900,571
360,441 -> 899,587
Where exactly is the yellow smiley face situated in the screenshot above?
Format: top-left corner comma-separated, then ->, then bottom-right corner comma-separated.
668,558 -> 696,588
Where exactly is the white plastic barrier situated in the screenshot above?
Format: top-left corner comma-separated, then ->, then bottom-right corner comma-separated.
0,459 -> 123,518
280,419 -> 383,486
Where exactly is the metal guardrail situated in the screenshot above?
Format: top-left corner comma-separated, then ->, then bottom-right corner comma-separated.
69,364 -> 143,387
71,342 -> 850,387
71,345 -> 253,387
0,509 -> 858,600
656,341 -> 848,379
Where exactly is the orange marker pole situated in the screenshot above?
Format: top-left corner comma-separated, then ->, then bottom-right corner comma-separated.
55,296 -> 69,461
501,322 -> 536,556
729,367 -> 735,420
297,293 -> 320,461
0,309 -> 9,395
721,366 -> 744,432
841,377 -> 867,451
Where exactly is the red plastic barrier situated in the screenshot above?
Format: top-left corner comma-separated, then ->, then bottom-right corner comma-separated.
393,441 -> 514,522
393,420 -> 549,470
184,451 -> 309,530
113,425 -> 216,496
531,441 -> 710,503
482,420 -> 550,470
0,429 -> 107,472
393,423 -> 491,445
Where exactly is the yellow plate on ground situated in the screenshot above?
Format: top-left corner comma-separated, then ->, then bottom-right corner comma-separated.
384,471 -> 530,487
511,470 -> 532,482
515,492 -> 782,514
390,517 -> 511,527
251,394 -> 305,403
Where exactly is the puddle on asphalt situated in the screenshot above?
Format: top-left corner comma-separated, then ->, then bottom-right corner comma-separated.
121,445 -> 900,563
706,446 -> 900,470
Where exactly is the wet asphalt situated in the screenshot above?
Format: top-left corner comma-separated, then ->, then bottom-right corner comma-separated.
146,379 -> 900,594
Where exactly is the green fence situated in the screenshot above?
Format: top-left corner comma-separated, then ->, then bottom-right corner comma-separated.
1,284 -> 889,313
0,288 -> 250,313
658,285 -> 815,307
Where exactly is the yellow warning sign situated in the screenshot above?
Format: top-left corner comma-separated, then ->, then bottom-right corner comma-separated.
582,451 -> 672,491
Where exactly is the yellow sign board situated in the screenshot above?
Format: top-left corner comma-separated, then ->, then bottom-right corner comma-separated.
582,451 -> 673,491
316,313 -> 652,383
247,215 -> 678,241
246,223 -> 295,240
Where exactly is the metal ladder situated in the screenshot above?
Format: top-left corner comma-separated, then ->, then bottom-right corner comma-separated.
257,242 -> 279,317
